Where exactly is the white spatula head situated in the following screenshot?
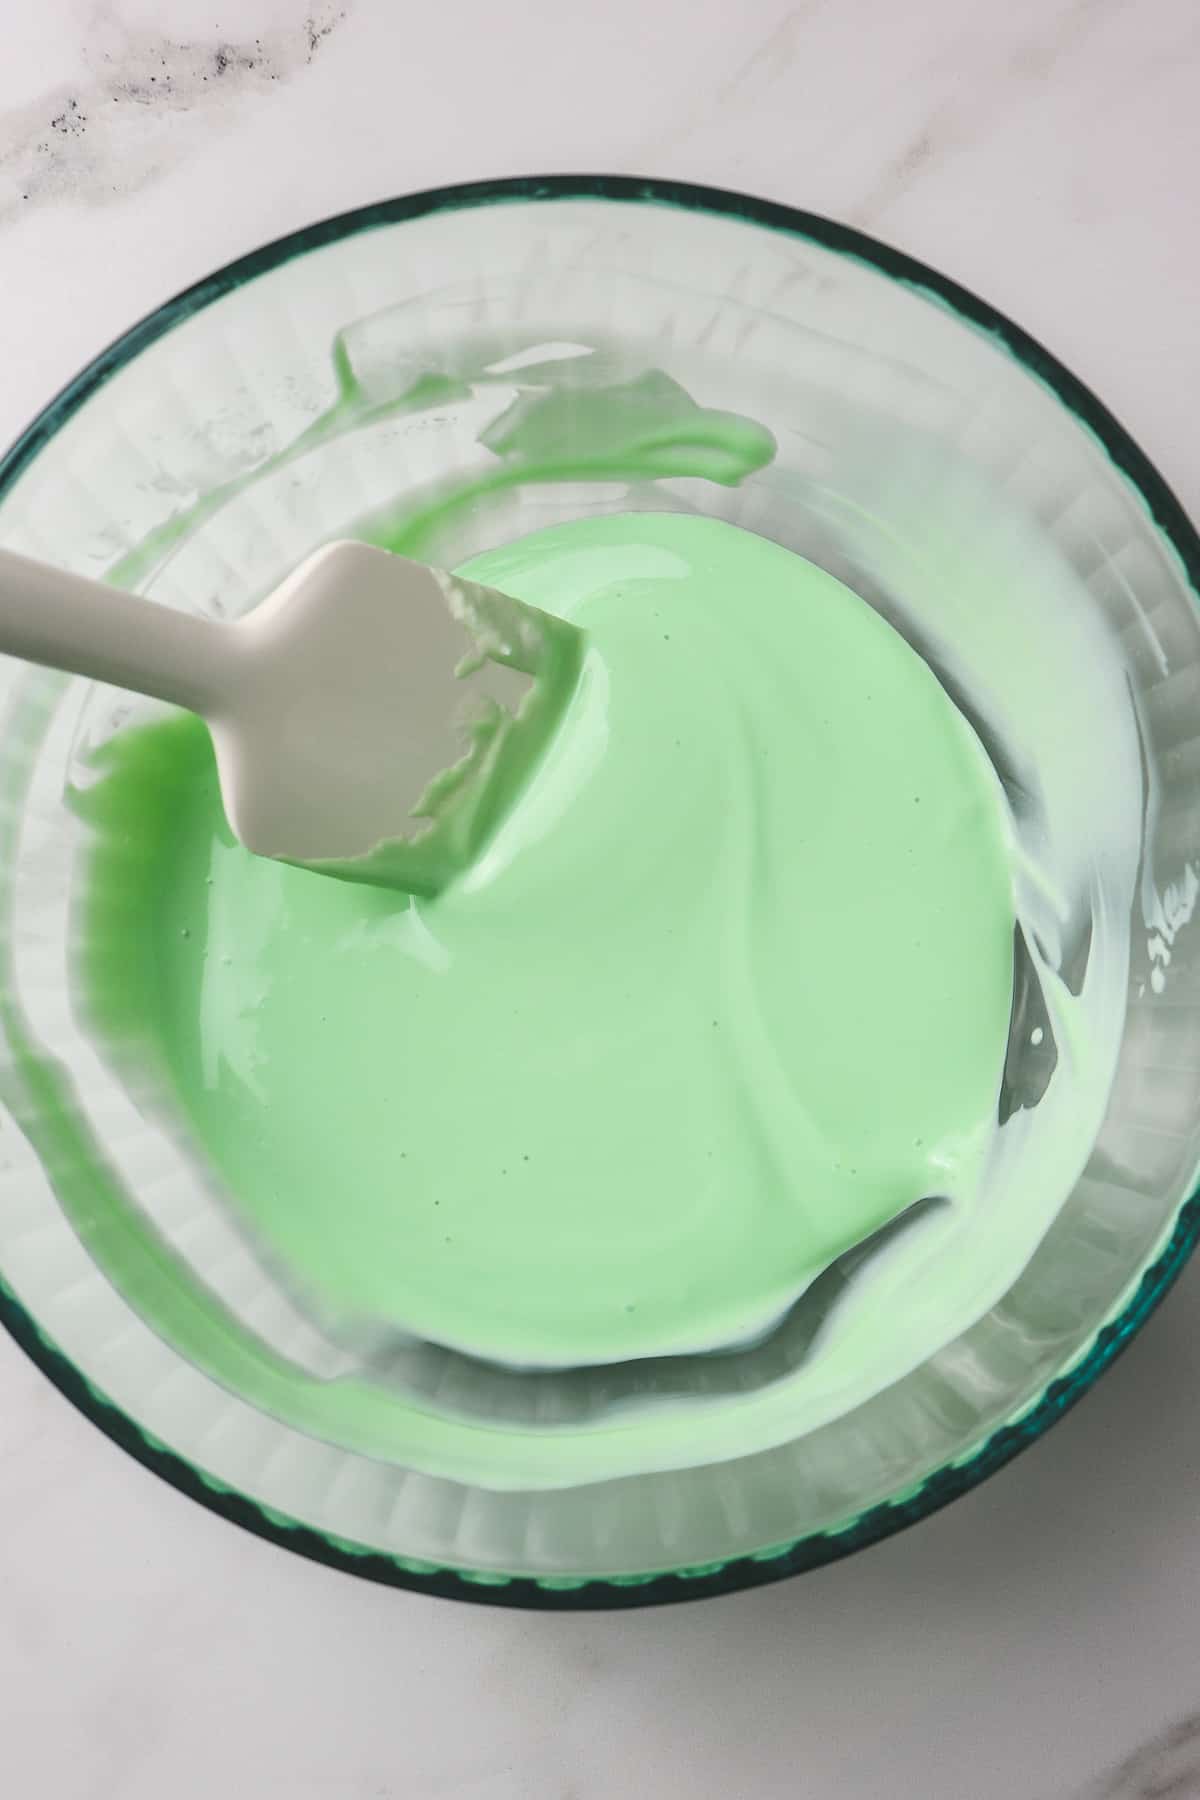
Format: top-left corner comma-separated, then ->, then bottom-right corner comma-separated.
0,538 -> 583,897
213,541 -> 585,894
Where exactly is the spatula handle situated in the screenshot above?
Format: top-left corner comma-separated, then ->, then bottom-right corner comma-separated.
0,548 -> 235,715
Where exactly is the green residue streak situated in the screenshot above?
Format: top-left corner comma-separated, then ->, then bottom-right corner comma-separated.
106,359 -> 776,588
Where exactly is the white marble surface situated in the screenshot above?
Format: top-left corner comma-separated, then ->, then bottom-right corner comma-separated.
2,1 -> 1200,1794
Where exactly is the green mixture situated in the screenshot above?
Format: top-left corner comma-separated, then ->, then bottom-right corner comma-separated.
75,512 -> 1015,1372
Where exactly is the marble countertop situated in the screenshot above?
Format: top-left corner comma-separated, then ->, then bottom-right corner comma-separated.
2,1 -> 1199,1795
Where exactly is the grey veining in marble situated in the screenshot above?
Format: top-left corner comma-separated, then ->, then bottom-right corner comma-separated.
850,0 -> 1134,228
1075,1711 -> 1200,1800
0,4 -> 348,223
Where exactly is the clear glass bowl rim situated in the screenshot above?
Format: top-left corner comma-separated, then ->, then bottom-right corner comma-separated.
2,172 -> 1198,1611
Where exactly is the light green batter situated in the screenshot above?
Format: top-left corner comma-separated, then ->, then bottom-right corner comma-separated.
76,513 -> 1015,1372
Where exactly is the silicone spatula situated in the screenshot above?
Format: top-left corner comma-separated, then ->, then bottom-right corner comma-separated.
0,539 -> 584,895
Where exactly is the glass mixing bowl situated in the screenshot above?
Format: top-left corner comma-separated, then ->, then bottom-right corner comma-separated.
1,176 -> 1199,1608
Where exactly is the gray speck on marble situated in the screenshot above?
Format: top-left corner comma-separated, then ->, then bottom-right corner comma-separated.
1009,0 -> 1123,81
0,5 -> 349,223
705,3 -> 810,115
849,104 -> 955,228
633,1 -> 822,165
851,0 -> 1125,228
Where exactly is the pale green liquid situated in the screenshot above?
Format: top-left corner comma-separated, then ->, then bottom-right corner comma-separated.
77,513 -> 1015,1373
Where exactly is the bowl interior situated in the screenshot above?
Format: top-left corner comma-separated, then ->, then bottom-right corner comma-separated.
1,181 -> 1199,1601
